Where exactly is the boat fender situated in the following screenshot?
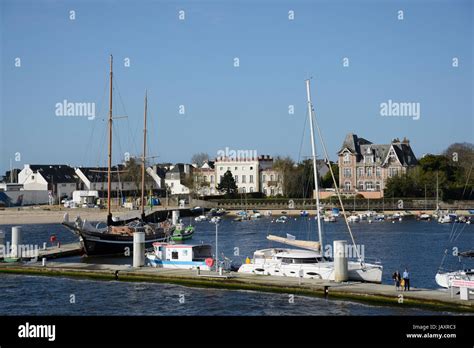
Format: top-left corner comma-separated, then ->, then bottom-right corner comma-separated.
206,258 -> 214,267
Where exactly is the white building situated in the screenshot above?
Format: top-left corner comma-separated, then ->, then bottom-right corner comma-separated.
260,168 -> 283,196
215,155 -> 273,194
18,164 -> 78,201
165,163 -> 192,195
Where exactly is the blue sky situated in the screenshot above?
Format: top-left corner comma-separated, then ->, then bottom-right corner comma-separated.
0,0 -> 472,174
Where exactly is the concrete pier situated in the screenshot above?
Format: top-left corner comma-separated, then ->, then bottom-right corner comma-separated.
0,261 -> 472,313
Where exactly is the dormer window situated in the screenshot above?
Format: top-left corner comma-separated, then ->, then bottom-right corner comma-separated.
343,153 -> 350,164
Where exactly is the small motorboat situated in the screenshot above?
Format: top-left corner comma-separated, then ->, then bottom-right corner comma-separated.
348,215 -> 360,223
194,215 -> 208,222
276,216 -> 288,223
323,215 -> 336,222
300,210 -> 309,217
419,213 -> 431,221
146,242 -> 214,270
374,214 -> 385,221
171,224 -> 195,241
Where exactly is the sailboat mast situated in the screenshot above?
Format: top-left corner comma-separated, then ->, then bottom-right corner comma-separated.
107,55 -> 113,225
140,90 -> 148,220
305,79 -> 323,251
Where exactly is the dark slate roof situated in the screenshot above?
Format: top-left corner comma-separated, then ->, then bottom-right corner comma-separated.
77,165 -> 126,182
30,165 -> 78,183
339,133 -> 372,154
393,143 -> 418,166
339,133 -> 417,166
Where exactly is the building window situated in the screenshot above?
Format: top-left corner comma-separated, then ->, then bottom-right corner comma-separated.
250,166 -> 253,170
389,167 -> 399,177
227,167 -> 230,171
358,181 -> 364,190
343,153 -> 350,164
270,174 -> 274,181
365,155 -> 373,164
262,174 -> 266,181
210,175 -> 214,183
343,168 -> 352,178
172,251 -> 179,260
344,182 -> 351,191
365,181 -> 373,191
366,167 -> 373,177
375,182 -> 381,191
249,175 -> 253,183
242,187 -> 246,193
220,167 -> 223,171
235,175 -> 238,183
242,175 -> 246,183
235,167 -> 238,171
263,188 -> 267,195
357,167 -> 364,177
376,167 -> 381,177
270,188 -> 275,195
249,187 -> 254,193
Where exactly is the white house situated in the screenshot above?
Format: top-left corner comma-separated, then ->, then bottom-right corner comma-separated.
165,163 -> 192,195
18,164 -> 78,201
215,155 -> 273,194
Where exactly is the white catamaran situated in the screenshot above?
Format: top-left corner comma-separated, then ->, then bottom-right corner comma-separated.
238,80 -> 383,283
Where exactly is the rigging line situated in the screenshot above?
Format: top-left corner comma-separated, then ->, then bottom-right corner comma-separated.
82,74 -> 109,167
461,163 -> 473,199
453,221 -> 469,242
310,107 -> 362,263
297,108 -> 308,163
113,76 -> 139,156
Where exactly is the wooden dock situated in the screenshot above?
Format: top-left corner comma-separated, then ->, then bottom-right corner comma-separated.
0,261 -> 472,313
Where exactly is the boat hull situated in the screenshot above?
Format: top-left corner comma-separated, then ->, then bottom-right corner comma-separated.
238,261 -> 383,283
435,270 -> 474,288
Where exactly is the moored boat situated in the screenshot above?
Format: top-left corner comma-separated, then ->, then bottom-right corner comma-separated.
146,242 -> 214,270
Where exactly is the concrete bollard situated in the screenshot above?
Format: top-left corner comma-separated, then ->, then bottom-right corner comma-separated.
11,226 -> 22,258
219,266 -> 223,276
172,210 -> 180,226
42,258 -> 46,267
196,267 -> 201,275
0,230 -> 5,247
43,242 -> 47,250
333,240 -> 348,282
133,232 -> 145,267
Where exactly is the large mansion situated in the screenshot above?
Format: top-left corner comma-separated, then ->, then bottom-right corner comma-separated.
337,133 -> 418,198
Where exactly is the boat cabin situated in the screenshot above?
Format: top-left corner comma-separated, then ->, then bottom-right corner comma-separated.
152,242 -> 212,262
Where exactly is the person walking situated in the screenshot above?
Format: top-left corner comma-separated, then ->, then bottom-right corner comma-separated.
403,268 -> 410,291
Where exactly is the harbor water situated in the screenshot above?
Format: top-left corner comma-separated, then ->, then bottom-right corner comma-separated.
1,216 -> 473,315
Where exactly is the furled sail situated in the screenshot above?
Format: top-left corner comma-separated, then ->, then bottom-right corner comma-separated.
267,234 -> 321,251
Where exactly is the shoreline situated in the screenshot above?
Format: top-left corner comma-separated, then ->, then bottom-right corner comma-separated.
0,207 -> 472,225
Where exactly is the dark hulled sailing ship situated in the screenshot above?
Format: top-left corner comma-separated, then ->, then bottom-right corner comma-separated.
62,55 -> 172,256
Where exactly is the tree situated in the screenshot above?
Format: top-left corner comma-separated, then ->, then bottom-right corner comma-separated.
217,170 -> 238,197
191,153 -> 210,166
321,163 -> 339,188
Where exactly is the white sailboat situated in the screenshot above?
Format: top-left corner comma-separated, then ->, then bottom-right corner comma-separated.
238,80 -> 383,283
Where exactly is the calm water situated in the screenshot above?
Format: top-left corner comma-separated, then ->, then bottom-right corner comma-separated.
1,216 -> 473,315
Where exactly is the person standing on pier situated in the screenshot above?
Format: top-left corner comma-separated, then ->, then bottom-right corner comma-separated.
402,269 -> 410,291
392,270 -> 401,290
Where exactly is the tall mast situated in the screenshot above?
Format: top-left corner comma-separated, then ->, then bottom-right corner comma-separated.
305,79 -> 323,251
141,90 -> 148,220
107,55 -> 113,225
